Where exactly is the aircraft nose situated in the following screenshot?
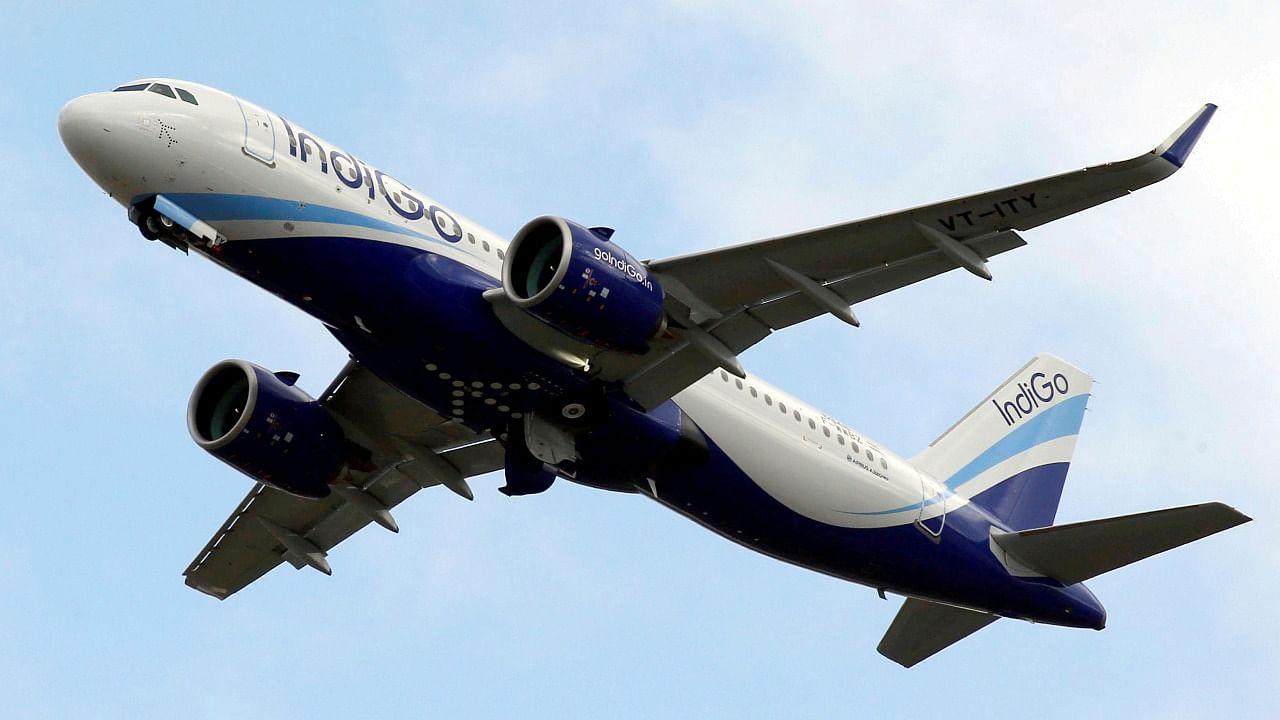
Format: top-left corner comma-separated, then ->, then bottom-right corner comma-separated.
58,94 -> 103,164
58,93 -> 137,197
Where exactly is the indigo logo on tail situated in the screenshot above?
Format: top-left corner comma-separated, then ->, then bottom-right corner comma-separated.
992,372 -> 1069,426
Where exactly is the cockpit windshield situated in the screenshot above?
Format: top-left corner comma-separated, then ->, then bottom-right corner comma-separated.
112,82 -> 199,106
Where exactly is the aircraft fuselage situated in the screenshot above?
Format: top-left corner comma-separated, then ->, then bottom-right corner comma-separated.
59,79 -> 1108,630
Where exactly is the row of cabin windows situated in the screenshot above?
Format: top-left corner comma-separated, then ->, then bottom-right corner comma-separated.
719,370 -> 888,469
114,82 -> 199,106
465,232 -> 505,261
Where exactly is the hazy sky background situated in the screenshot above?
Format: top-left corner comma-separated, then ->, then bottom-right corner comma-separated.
2,2 -> 1277,717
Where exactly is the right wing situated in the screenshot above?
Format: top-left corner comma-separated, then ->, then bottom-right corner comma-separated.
490,105 -> 1217,410
182,360 -> 504,599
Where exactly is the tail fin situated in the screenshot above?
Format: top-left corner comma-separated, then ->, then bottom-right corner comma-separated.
912,354 -> 1093,530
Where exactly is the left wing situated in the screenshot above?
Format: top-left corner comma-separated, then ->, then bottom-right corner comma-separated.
182,360 -> 503,599
501,105 -> 1213,409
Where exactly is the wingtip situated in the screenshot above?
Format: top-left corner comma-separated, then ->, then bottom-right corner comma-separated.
876,643 -> 916,668
1202,500 -> 1251,525
1153,103 -> 1217,168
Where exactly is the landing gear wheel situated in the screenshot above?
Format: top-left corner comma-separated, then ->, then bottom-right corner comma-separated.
138,213 -> 160,241
561,402 -> 587,420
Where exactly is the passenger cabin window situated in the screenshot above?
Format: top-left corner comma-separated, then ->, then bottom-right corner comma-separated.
497,249 -> 505,260
113,83 -> 148,92
822,426 -> 830,437
148,83 -> 176,99
881,458 -> 888,470
808,419 -> 817,430
735,379 -> 743,390
749,387 -> 758,398
793,410 -> 802,421
852,442 -> 860,453
467,233 -> 476,244
837,435 -> 845,445
175,87 -> 198,105
779,402 -> 787,413
719,371 -> 729,382
866,450 -> 874,462
765,395 -> 772,406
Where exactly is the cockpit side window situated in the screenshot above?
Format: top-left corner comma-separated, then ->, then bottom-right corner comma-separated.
175,87 -> 198,105
147,83 -> 176,99
113,83 -> 148,92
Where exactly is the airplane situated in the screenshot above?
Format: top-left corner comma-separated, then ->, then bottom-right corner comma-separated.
58,79 -> 1249,666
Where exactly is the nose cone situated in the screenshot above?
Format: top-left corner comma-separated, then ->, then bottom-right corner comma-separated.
58,94 -> 106,170
60,92 -> 131,194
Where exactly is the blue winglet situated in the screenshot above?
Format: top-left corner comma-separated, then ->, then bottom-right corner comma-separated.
1156,103 -> 1217,168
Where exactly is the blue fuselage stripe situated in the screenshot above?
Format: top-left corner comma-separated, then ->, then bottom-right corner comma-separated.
154,192 -> 439,243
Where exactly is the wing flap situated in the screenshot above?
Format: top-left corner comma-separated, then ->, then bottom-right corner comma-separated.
878,597 -> 999,668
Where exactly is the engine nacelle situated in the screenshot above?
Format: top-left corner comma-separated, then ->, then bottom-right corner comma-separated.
187,360 -> 347,499
502,216 -> 665,353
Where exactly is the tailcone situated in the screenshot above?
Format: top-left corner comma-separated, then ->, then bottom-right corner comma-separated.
1061,582 -> 1107,630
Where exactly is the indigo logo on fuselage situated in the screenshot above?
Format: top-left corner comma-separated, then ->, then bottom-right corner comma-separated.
278,116 -> 465,243
992,372 -> 1069,427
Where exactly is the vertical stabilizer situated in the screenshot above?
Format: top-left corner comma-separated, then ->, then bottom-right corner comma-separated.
912,354 -> 1092,530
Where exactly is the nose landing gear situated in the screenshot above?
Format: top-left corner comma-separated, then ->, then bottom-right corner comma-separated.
129,199 -> 188,252
129,202 -> 163,241
128,196 -> 221,254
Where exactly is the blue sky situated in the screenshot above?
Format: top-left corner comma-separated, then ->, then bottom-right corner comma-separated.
2,2 -> 1277,717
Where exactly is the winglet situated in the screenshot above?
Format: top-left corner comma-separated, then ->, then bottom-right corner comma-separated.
1153,103 -> 1217,168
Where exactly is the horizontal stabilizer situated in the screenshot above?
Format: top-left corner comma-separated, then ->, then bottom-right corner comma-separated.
877,598 -> 998,668
990,502 -> 1250,585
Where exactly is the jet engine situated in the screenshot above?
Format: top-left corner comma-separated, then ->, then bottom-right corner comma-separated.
502,216 -> 665,353
187,360 -> 347,499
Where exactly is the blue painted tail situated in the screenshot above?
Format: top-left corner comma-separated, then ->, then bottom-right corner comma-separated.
911,354 -> 1093,530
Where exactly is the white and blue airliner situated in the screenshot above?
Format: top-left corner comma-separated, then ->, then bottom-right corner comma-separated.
59,80 -> 1248,666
